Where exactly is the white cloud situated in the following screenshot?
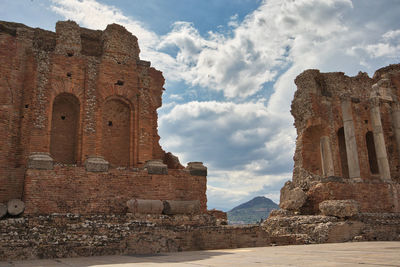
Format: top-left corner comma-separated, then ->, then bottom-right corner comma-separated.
49,0 -> 400,210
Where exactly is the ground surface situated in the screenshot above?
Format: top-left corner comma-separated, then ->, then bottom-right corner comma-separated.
1,242 -> 399,267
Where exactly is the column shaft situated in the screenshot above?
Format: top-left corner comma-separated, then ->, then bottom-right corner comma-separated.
341,99 -> 361,178
320,136 -> 334,176
370,99 -> 391,181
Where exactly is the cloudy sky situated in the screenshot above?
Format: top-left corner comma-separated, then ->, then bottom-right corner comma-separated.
1,0 -> 400,210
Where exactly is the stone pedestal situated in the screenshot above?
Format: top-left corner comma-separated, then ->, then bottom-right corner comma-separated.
27,153 -> 54,170
85,156 -> 109,172
145,159 -> 168,175
320,136 -> 334,177
370,98 -> 391,181
186,162 -> 207,176
340,97 -> 361,179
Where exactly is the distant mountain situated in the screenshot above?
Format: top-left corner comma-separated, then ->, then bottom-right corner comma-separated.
227,196 -> 279,225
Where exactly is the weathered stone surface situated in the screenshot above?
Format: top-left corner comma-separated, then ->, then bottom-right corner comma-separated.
6,199 -> 25,216
186,162 -> 207,176
163,200 -> 200,215
164,152 -> 183,169
207,209 -> 228,225
126,199 -> 163,214
279,182 -> 307,211
263,212 -> 400,244
145,159 -> 168,175
84,156 -> 109,172
287,65 -> 400,215
0,203 -> 6,218
319,200 -> 360,218
27,153 -> 54,170
0,214 -> 272,261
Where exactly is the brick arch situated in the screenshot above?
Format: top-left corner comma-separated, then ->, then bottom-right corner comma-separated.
50,93 -> 80,164
102,96 -> 132,167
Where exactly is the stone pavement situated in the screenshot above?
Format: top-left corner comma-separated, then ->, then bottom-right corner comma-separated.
1,242 -> 399,267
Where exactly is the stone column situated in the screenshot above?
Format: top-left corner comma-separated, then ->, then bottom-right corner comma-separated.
320,136 -> 334,176
341,96 -> 361,179
370,98 -> 391,181
392,102 -> 400,159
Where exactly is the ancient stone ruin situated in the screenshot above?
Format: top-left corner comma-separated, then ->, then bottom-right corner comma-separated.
0,20 -> 207,216
0,20 -> 399,261
264,65 -> 400,243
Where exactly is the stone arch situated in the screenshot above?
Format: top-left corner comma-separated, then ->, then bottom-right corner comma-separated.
50,93 -> 80,164
302,125 -> 323,175
102,97 -> 131,167
337,127 -> 349,178
366,131 -> 379,174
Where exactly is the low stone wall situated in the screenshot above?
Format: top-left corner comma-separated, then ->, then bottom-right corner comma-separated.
0,214 -> 271,261
23,166 -> 207,214
263,212 -> 400,244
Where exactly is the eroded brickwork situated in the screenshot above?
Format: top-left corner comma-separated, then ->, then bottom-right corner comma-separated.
280,64 -> 400,214
0,20 -> 203,213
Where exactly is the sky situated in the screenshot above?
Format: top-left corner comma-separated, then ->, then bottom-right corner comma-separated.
1,0 -> 400,211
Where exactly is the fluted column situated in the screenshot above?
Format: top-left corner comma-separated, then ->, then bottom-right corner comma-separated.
370,98 -> 391,181
341,96 -> 361,179
320,136 -> 334,176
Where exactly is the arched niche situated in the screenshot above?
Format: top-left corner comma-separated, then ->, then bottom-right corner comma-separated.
366,131 -> 379,175
337,127 -> 349,178
302,125 -> 323,175
102,97 -> 131,167
50,93 -> 80,164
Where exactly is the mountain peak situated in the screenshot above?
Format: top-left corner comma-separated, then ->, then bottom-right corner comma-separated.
227,196 -> 279,224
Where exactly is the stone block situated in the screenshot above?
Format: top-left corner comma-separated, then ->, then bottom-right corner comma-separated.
186,162 -> 207,176
279,182 -> 307,211
126,199 -> 163,214
27,153 -> 54,170
85,156 -> 109,172
145,160 -> 168,175
319,199 -> 360,218
163,200 -> 200,215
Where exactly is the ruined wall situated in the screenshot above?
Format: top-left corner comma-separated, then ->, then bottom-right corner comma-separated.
0,20 -> 198,211
23,167 -> 207,214
0,214 -> 271,261
281,64 -> 400,214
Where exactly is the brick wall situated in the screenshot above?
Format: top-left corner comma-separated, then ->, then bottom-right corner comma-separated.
23,166 -> 207,215
285,66 -> 400,215
0,21 -> 187,205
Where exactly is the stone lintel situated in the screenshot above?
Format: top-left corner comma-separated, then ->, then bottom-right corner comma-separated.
28,152 -> 54,170
145,159 -> 168,175
186,162 -> 207,176
85,156 -> 109,172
